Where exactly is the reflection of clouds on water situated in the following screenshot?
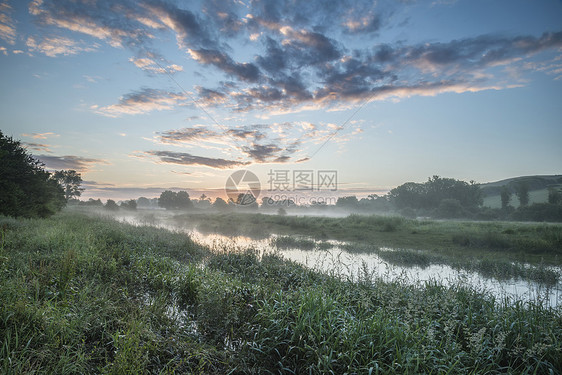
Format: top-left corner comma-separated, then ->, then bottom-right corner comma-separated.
115,212 -> 562,308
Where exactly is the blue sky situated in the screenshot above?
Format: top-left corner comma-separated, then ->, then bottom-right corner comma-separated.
1,0 -> 561,201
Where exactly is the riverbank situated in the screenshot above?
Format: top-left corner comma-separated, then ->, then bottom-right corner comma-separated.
1,212 -> 561,374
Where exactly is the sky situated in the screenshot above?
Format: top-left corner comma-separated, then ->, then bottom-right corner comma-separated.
0,0 -> 561,202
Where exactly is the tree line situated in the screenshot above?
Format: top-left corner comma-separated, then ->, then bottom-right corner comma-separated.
0,131 -> 84,218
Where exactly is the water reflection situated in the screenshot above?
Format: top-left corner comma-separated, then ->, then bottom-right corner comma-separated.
115,212 -> 562,308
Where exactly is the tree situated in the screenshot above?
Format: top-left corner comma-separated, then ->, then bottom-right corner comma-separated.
176,191 -> 193,209
0,131 -> 65,217
137,197 -> 151,207
548,187 -> 561,205
105,199 -> 119,211
435,198 -> 464,218
212,197 -> 229,211
514,182 -> 529,207
158,190 -> 176,210
81,198 -> 103,207
336,196 -> 359,208
120,199 -> 137,210
158,190 -> 193,210
53,170 -> 84,201
388,176 -> 482,211
500,186 -> 511,210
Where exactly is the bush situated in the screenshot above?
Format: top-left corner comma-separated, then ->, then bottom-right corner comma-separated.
434,198 -> 465,218
511,203 -> 562,222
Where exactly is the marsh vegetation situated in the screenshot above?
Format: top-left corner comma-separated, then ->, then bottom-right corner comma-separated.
2,211 -> 560,374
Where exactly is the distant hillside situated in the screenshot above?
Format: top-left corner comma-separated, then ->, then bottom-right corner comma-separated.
479,175 -> 562,208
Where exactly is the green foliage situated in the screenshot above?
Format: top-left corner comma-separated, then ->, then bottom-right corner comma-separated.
104,199 -> 119,211
500,185 -> 512,210
515,182 -> 530,207
511,203 -> 562,222
0,131 -> 66,218
212,197 -> 229,211
1,213 -> 561,374
158,190 -> 193,210
52,170 -> 84,201
548,187 -> 561,205
336,195 -> 359,208
435,198 -> 465,218
389,175 -> 482,213
120,199 -> 137,210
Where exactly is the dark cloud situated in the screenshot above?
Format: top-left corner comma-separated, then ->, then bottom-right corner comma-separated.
195,86 -> 227,106
28,0 -> 562,115
278,28 -> 342,67
256,37 -> 287,74
144,0 -> 216,49
201,0 -> 244,36
226,125 -> 267,141
374,31 -> 562,72
35,155 -> 108,171
189,48 -> 261,82
241,143 -> 297,163
157,127 -> 218,144
23,142 -> 51,152
224,31 -> 562,111
143,150 -> 249,169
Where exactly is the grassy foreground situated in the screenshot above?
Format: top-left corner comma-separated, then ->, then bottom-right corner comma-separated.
1,213 -> 561,374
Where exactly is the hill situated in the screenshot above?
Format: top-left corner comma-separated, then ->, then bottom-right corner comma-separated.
479,174 -> 562,208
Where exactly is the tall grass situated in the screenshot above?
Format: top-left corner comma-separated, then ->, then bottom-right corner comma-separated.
178,212 -> 562,261
1,213 -> 561,374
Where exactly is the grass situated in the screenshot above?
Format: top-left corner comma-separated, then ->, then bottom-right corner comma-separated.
1,212 -> 561,374
175,212 -> 562,259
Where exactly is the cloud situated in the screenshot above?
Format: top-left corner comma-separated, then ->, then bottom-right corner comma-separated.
147,120 -> 355,167
143,0 -> 216,50
93,88 -> 187,117
21,132 -> 58,139
24,0 -> 562,117
241,143 -> 290,162
157,127 -> 220,145
23,142 -> 51,152
140,150 -> 250,169
29,0 -> 155,48
0,0 -> 15,44
35,154 -> 108,171
200,30 -> 562,113
188,48 -> 261,82
129,56 -> 183,74
26,35 -> 98,57
343,13 -> 381,34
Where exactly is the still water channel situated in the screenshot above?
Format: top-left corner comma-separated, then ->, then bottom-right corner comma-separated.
115,212 -> 562,308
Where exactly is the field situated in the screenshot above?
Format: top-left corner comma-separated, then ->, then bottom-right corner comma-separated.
483,188 -> 553,209
1,211 -> 561,374
480,175 -> 562,209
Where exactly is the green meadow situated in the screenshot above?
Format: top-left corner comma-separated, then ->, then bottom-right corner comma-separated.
1,211 -> 561,374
